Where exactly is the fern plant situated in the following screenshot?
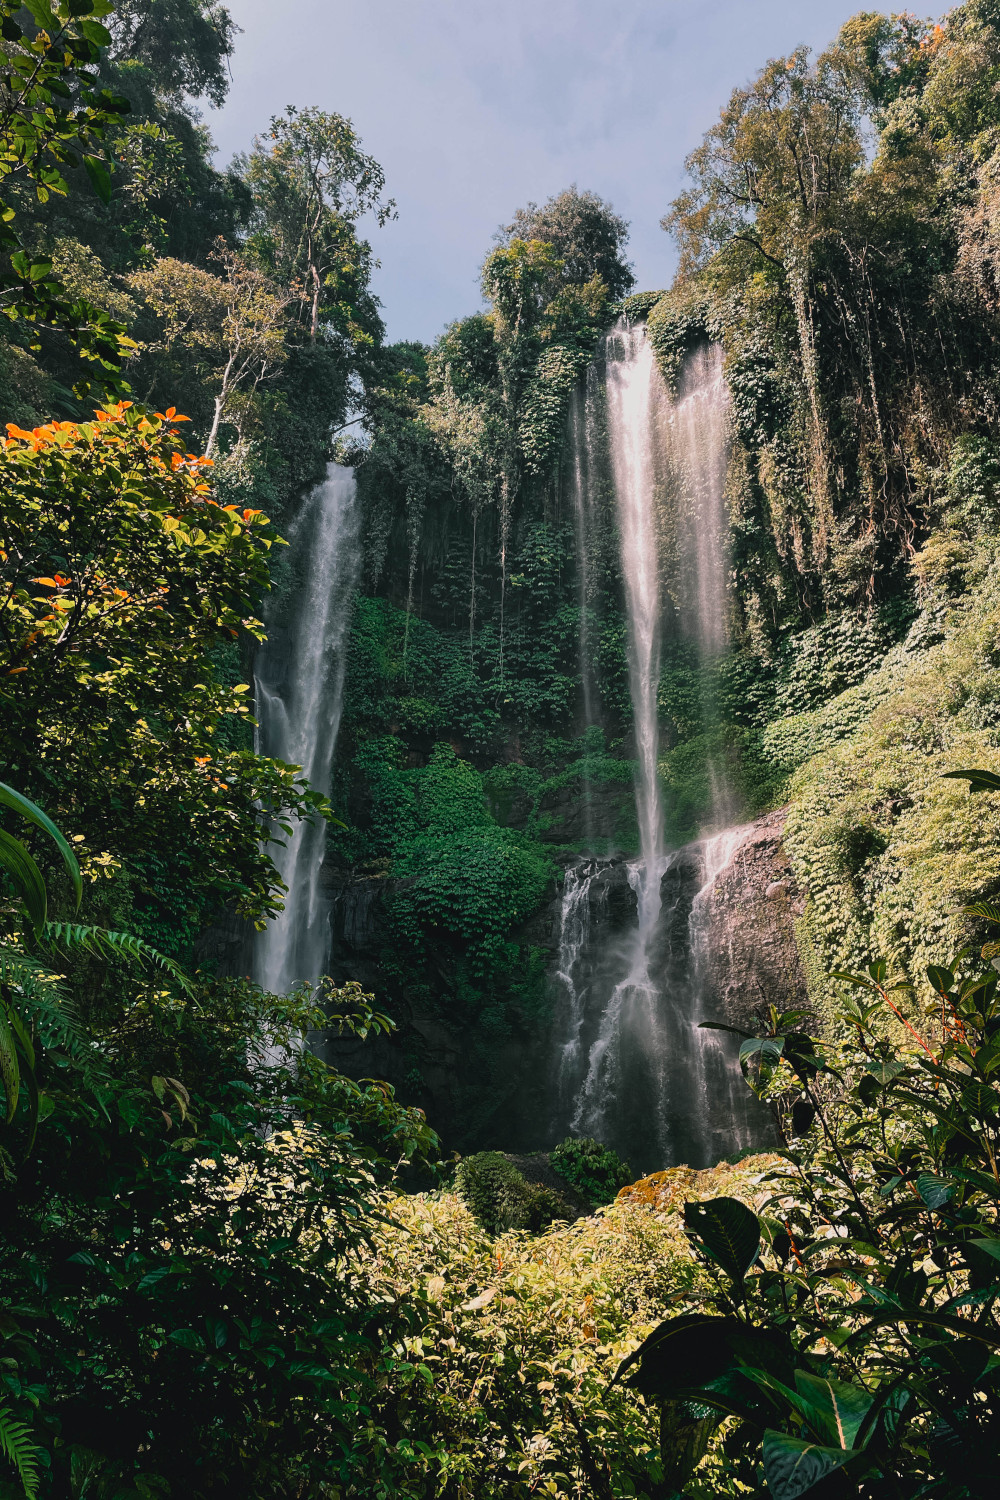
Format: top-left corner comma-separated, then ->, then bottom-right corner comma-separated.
0,1406 -> 38,1500
0,779 -> 191,1146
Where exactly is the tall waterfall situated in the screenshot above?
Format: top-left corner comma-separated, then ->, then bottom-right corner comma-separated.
253,465 -> 359,996
551,326 -> 763,1169
605,321 -> 665,884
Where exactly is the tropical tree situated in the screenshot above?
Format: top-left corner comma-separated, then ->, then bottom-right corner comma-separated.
0,402 -> 315,957
0,0 -> 133,385
130,243 -> 291,453
498,184 -> 635,301
241,105 -> 394,344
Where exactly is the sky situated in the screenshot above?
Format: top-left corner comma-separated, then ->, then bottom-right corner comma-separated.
206,0 -> 870,346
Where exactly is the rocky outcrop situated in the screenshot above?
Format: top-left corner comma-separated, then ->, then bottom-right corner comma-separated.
692,809 -> 809,1031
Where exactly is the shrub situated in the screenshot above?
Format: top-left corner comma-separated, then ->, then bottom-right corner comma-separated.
455,1152 -> 571,1234
551,1135 -> 634,1204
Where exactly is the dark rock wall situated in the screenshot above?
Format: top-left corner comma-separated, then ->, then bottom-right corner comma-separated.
695,810 -> 809,1031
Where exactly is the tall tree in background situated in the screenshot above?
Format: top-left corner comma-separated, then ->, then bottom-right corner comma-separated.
241,105 -> 394,344
498,185 -> 635,301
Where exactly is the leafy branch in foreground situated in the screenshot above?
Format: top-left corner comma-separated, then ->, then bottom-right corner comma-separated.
620,772 -> 1000,1497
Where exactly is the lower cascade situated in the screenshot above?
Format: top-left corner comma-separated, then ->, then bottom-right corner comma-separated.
253,464 -> 360,997
551,831 -> 768,1171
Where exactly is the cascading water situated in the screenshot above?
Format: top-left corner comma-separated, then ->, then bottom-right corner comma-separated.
670,343 -> 737,827
561,319 -> 677,1163
253,464 -> 359,997
550,326 -> 768,1168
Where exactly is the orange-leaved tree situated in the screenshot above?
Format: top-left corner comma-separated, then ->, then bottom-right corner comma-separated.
0,402 -> 320,961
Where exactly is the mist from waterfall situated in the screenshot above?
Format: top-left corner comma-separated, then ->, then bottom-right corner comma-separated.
551,328 -> 763,1168
253,465 -> 360,997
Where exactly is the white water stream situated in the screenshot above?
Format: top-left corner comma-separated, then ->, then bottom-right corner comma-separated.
253,465 -> 359,996
553,326 -> 760,1166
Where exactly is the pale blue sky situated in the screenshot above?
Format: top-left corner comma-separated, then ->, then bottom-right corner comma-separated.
206,1 -> 882,344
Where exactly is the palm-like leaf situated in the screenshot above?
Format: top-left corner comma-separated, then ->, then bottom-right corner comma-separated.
0,948 -> 93,1069
0,779 -> 81,909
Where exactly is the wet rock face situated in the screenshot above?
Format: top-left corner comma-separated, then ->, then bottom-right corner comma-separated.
693,809 -> 808,1032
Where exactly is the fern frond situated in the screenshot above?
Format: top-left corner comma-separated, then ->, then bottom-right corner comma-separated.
0,1403 -> 40,1497
43,923 -> 193,995
0,945 -> 91,1066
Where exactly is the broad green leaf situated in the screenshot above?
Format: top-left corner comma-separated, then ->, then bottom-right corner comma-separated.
866,1059 -> 904,1085
762,1430 -> 855,1500
82,154 -> 112,203
0,1003 -> 20,1123
0,780 -> 82,907
0,828 -> 47,936
916,1173 -> 955,1211
22,1 -> 58,30
684,1197 -> 761,1284
699,1020 -> 753,1038
964,901 -> 1000,925
614,1314 -> 744,1396
793,1371 -> 872,1449
961,1082 -> 998,1117
926,965 -> 955,995
969,1237 -> 1000,1264
168,1328 -> 204,1351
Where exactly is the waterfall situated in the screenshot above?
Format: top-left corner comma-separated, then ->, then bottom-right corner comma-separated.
253,465 -> 359,996
550,326 -> 766,1169
604,320 -> 665,886
553,860 -> 603,1108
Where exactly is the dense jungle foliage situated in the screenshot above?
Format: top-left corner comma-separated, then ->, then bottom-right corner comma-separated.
3,0 -> 1000,1496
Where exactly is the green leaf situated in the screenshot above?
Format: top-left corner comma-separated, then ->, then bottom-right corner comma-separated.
831,969 -> 875,990
962,1082 -> 998,1117
613,1313 -> 783,1401
0,780 -> 82,908
43,923 -> 193,993
22,1 -> 58,31
762,1430 -> 855,1500
684,1197 -> 761,1284
916,1173 -> 954,1211
0,829 -> 47,937
964,901 -> 1000,925
926,965 -> 955,995
82,154 -> 112,203
942,768 -> 1000,793
168,1328 -> 204,1351
968,1237 -> 1000,1264
792,1371 -> 872,1449
0,1003 -> 20,1123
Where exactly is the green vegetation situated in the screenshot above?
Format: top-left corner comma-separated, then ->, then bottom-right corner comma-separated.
454,1151 -> 572,1235
4,0 -> 1000,1494
551,1135 -> 634,1205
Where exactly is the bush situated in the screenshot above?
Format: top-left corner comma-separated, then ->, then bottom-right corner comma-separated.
551,1136 -> 634,1205
455,1152 -> 571,1234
